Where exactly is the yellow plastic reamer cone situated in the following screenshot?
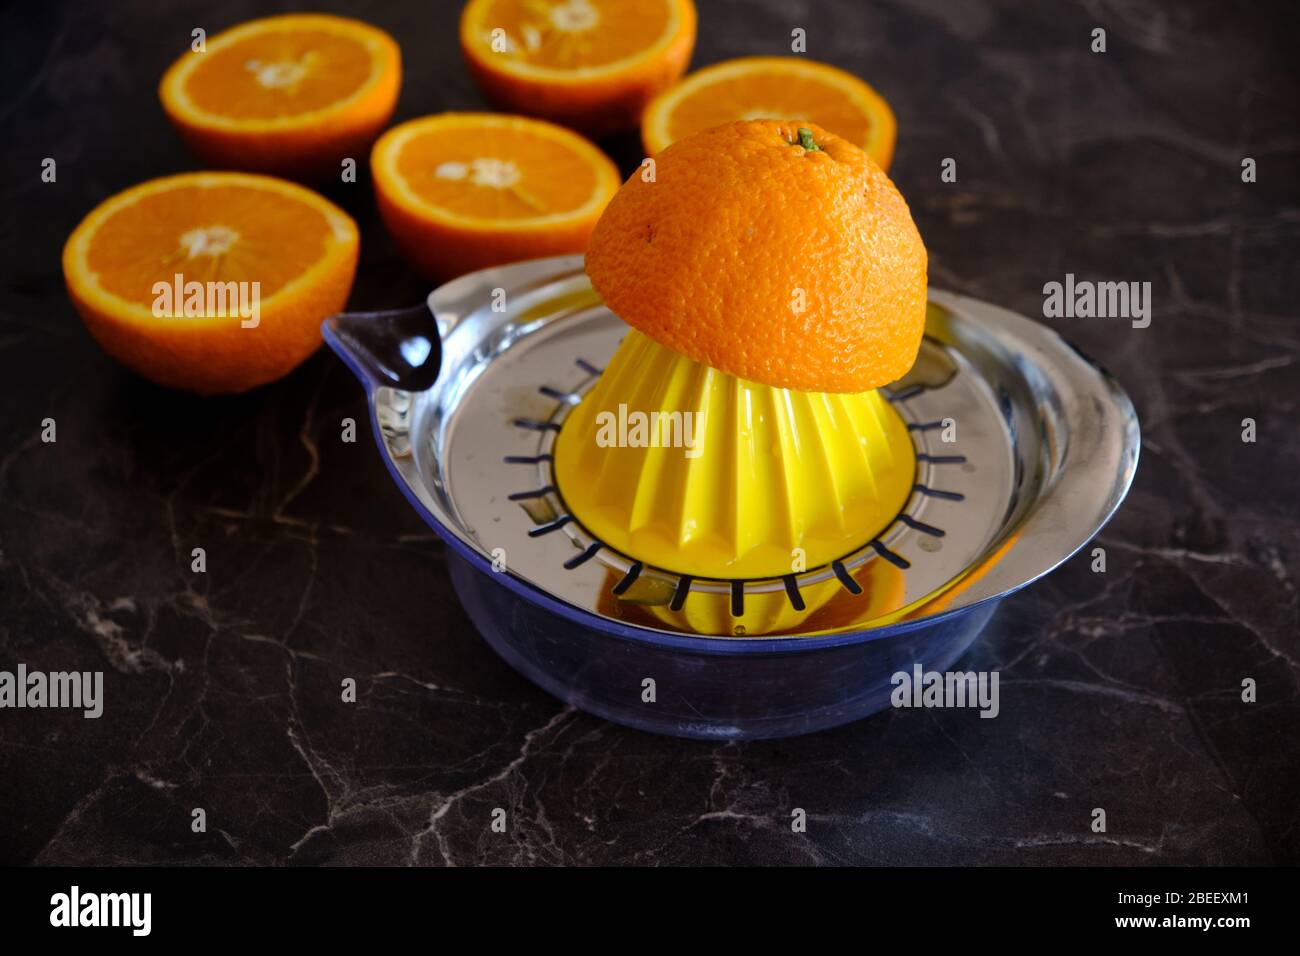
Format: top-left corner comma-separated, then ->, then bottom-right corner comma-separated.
553,329 -> 916,582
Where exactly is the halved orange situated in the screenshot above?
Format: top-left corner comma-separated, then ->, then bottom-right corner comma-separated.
371,112 -> 621,280
642,56 -> 897,170
460,0 -> 696,136
159,14 -> 401,181
586,121 -> 926,393
63,172 -> 359,395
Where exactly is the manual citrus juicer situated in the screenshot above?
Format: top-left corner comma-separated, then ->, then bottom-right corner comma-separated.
324,121 -> 1139,739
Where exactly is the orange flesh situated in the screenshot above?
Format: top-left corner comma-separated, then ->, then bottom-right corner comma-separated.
470,0 -> 673,69
184,29 -> 374,118
396,126 -> 602,219
85,186 -> 332,302
665,72 -> 873,145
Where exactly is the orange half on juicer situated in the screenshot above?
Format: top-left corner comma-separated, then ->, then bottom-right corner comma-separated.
552,121 -> 929,634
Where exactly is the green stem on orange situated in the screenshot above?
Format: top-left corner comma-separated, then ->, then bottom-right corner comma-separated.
797,127 -> 821,151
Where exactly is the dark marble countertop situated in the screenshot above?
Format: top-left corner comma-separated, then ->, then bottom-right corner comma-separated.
1,0 -> 1296,866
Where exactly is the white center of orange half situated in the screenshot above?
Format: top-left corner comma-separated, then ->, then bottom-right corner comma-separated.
434,158 -> 523,190
244,55 -> 316,90
179,226 -> 240,258
550,0 -> 599,32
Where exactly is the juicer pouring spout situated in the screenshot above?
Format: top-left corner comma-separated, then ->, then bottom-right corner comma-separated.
322,302 -> 444,393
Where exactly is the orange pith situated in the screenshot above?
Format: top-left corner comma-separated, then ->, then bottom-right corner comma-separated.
184,30 -> 374,119
159,14 -> 401,180
372,113 -> 620,280
472,0 -> 674,69
643,57 -> 897,170
86,187 -> 332,301
459,0 -> 696,136
63,172 -> 358,395
585,120 -> 927,393
395,125 -> 601,220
